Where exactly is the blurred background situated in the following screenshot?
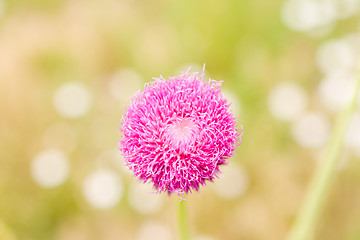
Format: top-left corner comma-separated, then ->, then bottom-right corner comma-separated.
0,0 -> 360,239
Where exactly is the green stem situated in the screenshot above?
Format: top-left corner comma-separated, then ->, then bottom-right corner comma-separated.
286,74 -> 360,240
177,200 -> 190,240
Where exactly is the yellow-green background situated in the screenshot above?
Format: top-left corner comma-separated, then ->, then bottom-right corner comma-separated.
0,0 -> 360,239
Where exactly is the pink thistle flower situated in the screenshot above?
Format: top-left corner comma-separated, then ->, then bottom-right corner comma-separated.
119,68 -> 242,195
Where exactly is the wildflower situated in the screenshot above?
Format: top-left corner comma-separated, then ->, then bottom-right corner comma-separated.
119,68 -> 242,194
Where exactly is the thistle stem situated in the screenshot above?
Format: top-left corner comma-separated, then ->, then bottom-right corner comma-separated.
177,200 -> 190,240
286,72 -> 360,240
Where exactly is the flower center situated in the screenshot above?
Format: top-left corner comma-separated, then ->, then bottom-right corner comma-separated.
166,118 -> 198,147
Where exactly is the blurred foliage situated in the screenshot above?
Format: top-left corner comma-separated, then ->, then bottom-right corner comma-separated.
0,0 -> 360,240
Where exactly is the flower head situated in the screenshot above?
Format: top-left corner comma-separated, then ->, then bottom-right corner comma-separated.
119,68 -> 242,195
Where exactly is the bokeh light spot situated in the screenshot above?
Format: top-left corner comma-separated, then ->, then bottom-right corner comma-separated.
316,39 -> 356,75
268,82 -> 307,121
83,169 -> 123,209
281,0 -> 336,32
291,112 -> 330,148
317,71 -> 355,112
53,82 -> 92,119
31,149 -> 70,188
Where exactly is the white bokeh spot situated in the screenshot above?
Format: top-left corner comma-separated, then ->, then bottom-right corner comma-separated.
31,149 -> 70,188
317,71 -> 356,112
53,82 -> 92,119
281,0 -> 337,32
316,39 -> 356,75
268,82 -> 307,121
83,169 -> 123,209
291,112 -> 330,148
